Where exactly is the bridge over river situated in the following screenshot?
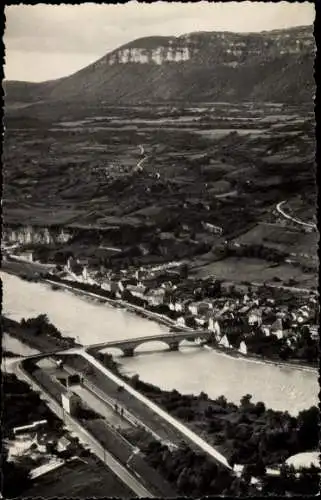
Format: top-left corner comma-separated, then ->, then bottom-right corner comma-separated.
86,330 -> 214,357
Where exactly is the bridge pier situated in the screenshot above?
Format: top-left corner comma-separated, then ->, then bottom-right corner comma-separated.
168,341 -> 179,352
123,347 -> 134,357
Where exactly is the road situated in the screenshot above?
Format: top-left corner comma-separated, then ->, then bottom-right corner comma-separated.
135,144 -> 148,171
276,201 -> 317,230
215,190 -> 238,199
13,360 -> 154,498
80,350 -> 232,470
251,281 -> 317,295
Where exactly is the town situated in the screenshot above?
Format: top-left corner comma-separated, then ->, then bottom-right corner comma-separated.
2,3 -> 318,498
4,245 -> 319,367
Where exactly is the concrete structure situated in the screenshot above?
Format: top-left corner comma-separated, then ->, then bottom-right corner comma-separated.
13,419 -> 47,436
61,391 -> 81,416
89,330 -> 213,357
285,451 -> 319,470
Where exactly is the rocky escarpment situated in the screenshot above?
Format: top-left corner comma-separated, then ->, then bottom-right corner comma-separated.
4,25 -> 315,107
103,27 -> 314,66
3,225 -> 73,245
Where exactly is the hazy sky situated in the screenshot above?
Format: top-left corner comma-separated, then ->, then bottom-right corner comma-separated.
4,1 -> 315,82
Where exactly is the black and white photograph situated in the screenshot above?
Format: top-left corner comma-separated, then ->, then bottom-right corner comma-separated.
1,1 -> 319,497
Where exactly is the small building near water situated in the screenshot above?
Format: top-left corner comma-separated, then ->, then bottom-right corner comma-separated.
61,391 -> 81,416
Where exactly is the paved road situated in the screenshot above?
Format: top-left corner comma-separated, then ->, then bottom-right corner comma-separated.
72,384 -> 131,431
81,350 -> 232,470
276,201 -> 316,230
13,361 -> 154,498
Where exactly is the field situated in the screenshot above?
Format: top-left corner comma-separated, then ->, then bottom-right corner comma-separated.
234,223 -> 318,258
23,456 -> 133,498
3,101 -> 317,287
195,257 -> 317,288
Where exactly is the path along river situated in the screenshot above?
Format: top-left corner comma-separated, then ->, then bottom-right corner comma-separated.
2,271 -> 318,415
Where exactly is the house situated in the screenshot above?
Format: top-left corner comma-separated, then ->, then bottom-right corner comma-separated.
219,334 -> 231,348
176,316 -> 186,327
239,305 -> 251,314
248,308 -> 262,326
188,302 -> 199,316
146,288 -> 165,307
174,301 -> 184,313
309,325 -> 319,340
238,341 -> 248,355
195,316 -> 207,327
126,284 -> 146,299
118,277 -> 138,292
57,436 -> 72,452
61,392 -> 81,416
271,318 -> 284,339
208,318 -> 221,336
66,256 -> 83,275
198,301 -> 214,313
243,294 -> 250,304
101,280 -> 118,294
261,325 -> 271,337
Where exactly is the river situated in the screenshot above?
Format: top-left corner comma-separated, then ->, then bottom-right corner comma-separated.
1,272 -> 318,415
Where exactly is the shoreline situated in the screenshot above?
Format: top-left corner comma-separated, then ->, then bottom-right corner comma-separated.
44,277 -> 318,374
2,269 -> 317,374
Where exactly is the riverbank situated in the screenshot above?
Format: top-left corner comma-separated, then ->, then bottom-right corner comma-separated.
35,274 -> 319,373
2,270 -> 318,414
2,371 -> 134,499
66,349 -> 319,472
3,313 -> 317,472
4,258 -> 317,372
2,316 -> 80,353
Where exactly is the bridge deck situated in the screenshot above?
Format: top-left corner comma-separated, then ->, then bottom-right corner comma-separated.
88,331 -> 212,350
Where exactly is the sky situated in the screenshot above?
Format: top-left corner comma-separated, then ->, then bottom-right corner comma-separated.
4,1 -> 315,82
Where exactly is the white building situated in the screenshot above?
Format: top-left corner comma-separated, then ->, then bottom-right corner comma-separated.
188,302 -> 199,316
271,318 -> 284,339
61,392 -> 80,416
174,302 -> 184,313
219,334 -> 231,348
248,309 -> 262,326
208,318 -> 221,336
238,341 -> 248,355
146,289 -> 165,307
176,316 -> 186,327
82,266 -> 88,282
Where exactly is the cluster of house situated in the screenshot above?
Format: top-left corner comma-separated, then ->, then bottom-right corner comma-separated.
60,258 -> 318,352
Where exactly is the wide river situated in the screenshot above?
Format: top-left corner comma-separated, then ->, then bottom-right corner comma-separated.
2,272 -> 318,415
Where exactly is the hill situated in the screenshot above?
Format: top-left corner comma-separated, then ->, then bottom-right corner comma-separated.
4,25 -> 315,107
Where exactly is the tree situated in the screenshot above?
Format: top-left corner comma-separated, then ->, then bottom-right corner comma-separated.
176,467 -> 190,493
297,406 -> 319,449
240,394 -> 253,409
215,395 -> 227,408
254,401 -> 266,417
1,446 -> 31,498
180,264 -> 189,279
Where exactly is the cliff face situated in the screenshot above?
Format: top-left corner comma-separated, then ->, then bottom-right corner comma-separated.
103,27 -> 314,66
4,26 -> 315,106
3,226 -> 73,245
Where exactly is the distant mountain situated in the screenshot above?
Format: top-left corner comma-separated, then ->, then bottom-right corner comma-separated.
4,25 -> 315,107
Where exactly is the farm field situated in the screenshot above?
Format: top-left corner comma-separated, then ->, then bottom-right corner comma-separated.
195,257 -> 317,288
23,456 -> 133,498
234,223 -> 318,257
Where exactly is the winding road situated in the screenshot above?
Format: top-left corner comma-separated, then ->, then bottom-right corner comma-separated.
276,201 -> 316,230
134,144 -> 148,171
